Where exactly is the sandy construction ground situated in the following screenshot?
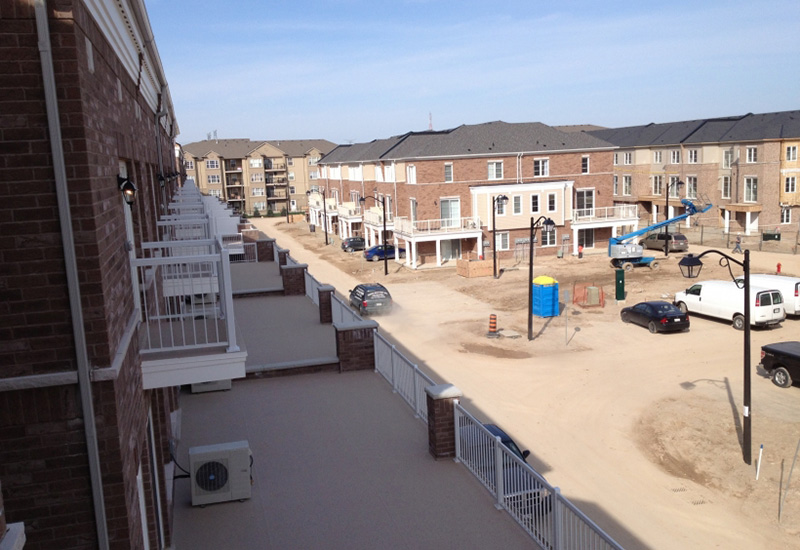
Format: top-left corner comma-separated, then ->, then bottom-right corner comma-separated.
252,217 -> 800,550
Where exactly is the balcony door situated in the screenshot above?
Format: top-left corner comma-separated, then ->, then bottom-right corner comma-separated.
440,197 -> 460,228
576,189 -> 594,217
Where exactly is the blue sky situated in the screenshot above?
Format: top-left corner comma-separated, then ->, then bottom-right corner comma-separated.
145,0 -> 800,145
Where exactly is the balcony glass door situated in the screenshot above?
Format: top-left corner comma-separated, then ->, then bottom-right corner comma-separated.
440,197 -> 460,228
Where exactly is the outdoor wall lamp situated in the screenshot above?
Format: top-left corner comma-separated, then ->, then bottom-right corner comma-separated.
118,175 -> 137,207
158,173 -> 166,188
678,249 -> 752,465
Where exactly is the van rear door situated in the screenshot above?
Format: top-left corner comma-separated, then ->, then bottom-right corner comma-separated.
753,290 -> 785,325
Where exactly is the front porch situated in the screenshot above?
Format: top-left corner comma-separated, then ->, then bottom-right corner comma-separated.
392,216 -> 484,269
362,208 -> 395,248
570,204 -> 640,253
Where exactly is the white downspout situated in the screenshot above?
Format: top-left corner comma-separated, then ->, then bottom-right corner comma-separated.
35,2 -> 110,548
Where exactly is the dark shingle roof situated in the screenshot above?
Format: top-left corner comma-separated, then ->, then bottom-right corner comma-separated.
183,138 -> 337,159
266,139 -> 337,157
588,110 -> 800,147
319,121 -> 614,164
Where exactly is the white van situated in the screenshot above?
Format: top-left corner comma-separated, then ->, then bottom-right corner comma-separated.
673,280 -> 786,330
736,274 -> 800,316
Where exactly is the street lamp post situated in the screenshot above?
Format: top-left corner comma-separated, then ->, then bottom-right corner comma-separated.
664,179 -> 684,257
306,189 -> 329,245
528,216 -> 556,340
492,195 -> 509,279
360,195 -> 388,276
678,249 -> 752,465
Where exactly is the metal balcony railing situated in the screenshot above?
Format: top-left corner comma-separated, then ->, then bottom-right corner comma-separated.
572,205 -> 638,224
393,216 -> 481,236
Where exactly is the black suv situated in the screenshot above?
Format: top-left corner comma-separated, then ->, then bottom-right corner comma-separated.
341,237 -> 365,252
349,283 -> 392,315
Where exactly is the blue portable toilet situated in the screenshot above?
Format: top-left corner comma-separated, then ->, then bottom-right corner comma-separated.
532,276 -> 559,317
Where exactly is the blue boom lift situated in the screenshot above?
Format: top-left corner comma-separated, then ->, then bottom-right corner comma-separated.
608,197 -> 713,271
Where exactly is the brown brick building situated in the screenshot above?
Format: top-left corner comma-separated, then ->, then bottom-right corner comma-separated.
1,0 -> 182,548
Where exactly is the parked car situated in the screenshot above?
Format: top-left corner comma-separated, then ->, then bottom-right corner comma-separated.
348,283 -> 392,315
737,274 -> 800,316
483,424 -> 531,463
758,341 -> 800,388
363,244 -> 405,262
620,300 -> 690,333
639,232 -> 689,252
674,280 -> 785,330
341,236 -> 365,252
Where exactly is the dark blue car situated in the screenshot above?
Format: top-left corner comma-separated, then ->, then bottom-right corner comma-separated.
363,244 -> 405,262
620,300 -> 690,333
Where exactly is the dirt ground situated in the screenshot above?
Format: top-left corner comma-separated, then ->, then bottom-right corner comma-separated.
252,218 -> 800,550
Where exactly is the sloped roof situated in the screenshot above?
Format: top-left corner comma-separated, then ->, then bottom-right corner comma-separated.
183,139 -> 265,158
319,121 -> 614,164
266,139 -> 337,157
588,110 -> 800,147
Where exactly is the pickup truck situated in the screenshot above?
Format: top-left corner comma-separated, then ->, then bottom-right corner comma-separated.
759,341 -> 800,388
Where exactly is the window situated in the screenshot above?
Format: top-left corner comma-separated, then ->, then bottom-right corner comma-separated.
781,208 -> 792,224
652,175 -> 663,195
488,161 -> 503,180
687,149 -> 699,164
290,199 -> 297,210
252,201 -> 266,212
613,153 -> 619,166
653,151 -> 662,164
288,172 -> 295,181
206,159 -> 219,169
670,150 -> 681,164
209,189 -> 221,198
289,185 -> 296,194
534,158 -> 549,177
613,175 -> 619,195
686,176 -> 697,199
227,160 -> 237,169
251,187 -> 265,196
721,176 -> 731,199
746,147 -> 757,163
744,177 -> 758,202
407,165 -> 417,184
249,158 -> 263,168
495,232 -> 510,251
723,150 -> 734,169
668,176 -> 681,198
623,175 -> 631,196
576,189 -> 594,213
542,229 -> 556,246
623,152 -> 632,165
444,163 -> 453,183
287,158 -> 294,166
531,194 -> 540,213
581,156 -> 590,174
787,146 -> 798,161
385,164 -> 396,182
495,197 -> 507,216
512,195 -> 522,215
207,174 -> 220,184
786,176 -> 797,193
184,160 -> 195,170
250,173 -> 264,183
308,156 -> 320,165
547,192 -> 557,212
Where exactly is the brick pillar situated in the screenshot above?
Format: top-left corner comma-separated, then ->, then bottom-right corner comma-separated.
318,285 -> 334,324
281,263 -> 307,295
334,320 -> 378,372
425,383 -> 463,459
241,228 -> 259,242
277,247 -> 289,266
257,238 -> 275,262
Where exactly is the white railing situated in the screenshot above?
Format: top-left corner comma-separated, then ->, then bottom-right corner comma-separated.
134,239 -> 238,354
332,295 -> 360,324
157,216 -> 210,241
572,205 -> 638,223
455,406 -> 623,550
337,203 -> 362,218
393,216 -> 481,236
363,209 -> 393,226
374,332 -> 435,420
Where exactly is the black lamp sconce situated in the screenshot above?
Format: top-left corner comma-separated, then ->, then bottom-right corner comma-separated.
118,175 -> 137,207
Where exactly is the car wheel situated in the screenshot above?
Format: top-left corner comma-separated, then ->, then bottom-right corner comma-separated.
772,367 -> 792,388
621,312 -> 630,323
649,261 -> 660,271
346,247 -> 353,252
676,302 -> 687,313
732,314 -> 745,331
371,255 -> 379,262
648,321 -> 658,334
622,262 -> 634,272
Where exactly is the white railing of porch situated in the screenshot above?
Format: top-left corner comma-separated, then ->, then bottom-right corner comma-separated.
393,216 -> 481,236
572,205 -> 638,223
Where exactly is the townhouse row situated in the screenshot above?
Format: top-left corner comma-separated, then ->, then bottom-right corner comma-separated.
309,112 -> 799,269
181,138 -> 336,217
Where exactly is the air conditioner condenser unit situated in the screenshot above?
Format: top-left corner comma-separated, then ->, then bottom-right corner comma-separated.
189,440 -> 252,506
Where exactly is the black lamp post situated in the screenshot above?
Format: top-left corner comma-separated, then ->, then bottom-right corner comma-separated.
492,195 -> 509,279
678,249 -> 751,465
528,216 -> 556,340
360,195 -> 388,276
664,179 -> 684,257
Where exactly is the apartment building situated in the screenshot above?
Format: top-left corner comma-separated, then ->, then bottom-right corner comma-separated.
182,138 -> 336,217
0,1 -> 247,548
314,121 -> 623,267
589,111 -> 800,235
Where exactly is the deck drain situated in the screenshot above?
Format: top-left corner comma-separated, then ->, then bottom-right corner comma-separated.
692,499 -> 707,505
671,487 -> 687,493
